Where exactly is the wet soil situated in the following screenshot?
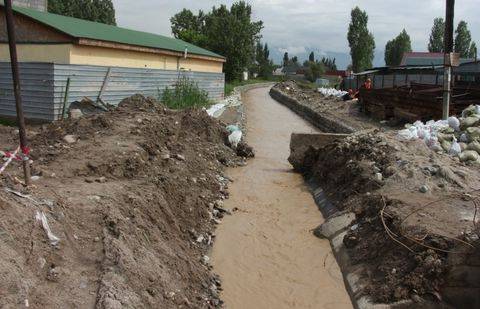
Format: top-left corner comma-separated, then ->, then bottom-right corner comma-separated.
211,87 -> 353,308
0,95 -> 247,308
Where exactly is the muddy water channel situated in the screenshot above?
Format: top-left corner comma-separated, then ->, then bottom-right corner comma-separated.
212,87 -> 352,308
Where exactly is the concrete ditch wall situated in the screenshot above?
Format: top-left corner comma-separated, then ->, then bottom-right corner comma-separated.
269,87 -> 356,134
268,85 -> 450,309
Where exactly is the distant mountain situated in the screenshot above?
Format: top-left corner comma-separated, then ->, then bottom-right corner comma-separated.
270,46 -> 385,70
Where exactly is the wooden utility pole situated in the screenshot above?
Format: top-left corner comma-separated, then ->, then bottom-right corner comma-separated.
442,0 -> 455,119
4,0 -> 31,186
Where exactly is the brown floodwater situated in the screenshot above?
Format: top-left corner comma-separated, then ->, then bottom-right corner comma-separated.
211,87 -> 353,309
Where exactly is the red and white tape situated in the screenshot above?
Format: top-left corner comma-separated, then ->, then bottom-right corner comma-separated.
0,147 -> 20,174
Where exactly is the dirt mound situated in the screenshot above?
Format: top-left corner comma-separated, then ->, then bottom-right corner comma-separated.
0,95 -> 249,308
298,130 -> 480,306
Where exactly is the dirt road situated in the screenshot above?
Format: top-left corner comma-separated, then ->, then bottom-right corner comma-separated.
212,87 -> 352,308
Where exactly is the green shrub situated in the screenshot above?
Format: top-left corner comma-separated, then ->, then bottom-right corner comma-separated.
161,76 -> 211,109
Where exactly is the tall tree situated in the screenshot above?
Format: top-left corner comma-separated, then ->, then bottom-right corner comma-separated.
428,17 -> 445,53
321,57 -> 337,71
204,2 -> 263,81
254,41 -> 274,78
283,52 -> 289,66
48,0 -> 116,25
291,56 -> 298,64
454,21 -> 473,58
347,7 -> 375,72
170,2 -> 263,81
309,51 -> 315,62
384,29 -> 412,66
469,42 -> 478,59
305,61 -> 325,82
170,9 -> 207,46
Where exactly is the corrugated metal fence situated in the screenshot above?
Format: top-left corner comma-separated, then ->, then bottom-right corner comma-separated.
0,62 -> 225,121
344,73 -> 444,90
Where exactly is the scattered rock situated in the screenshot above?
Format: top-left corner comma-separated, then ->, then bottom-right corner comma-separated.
69,109 -> 83,119
201,255 -> 210,265
175,154 -> 186,161
419,185 -> 429,193
63,135 -> 77,144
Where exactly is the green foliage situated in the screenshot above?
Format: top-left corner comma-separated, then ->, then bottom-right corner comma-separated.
224,77 -> 282,96
170,9 -> 207,46
469,42 -> 478,59
384,29 -> 412,66
428,17 -> 445,53
0,118 -> 15,127
347,6 -> 375,73
309,52 -> 315,62
455,21 -> 473,58
320,57 -> 337,71
161,77 -> 211,109
304,61 -> 325,82
48,0 -> 116,25
283,52 -> 289,66
254,42 -> 274,78
291,56 -> 299,64
170,2 -> 263,82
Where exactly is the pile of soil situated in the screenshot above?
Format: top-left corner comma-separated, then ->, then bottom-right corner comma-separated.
0,95 -> 251,308
300,130 -> 480,306
273,81 -> 380,131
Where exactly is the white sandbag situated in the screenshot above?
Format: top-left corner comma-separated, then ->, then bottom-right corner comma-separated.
397,128 -> 417,141
449,138 -> 461,156
459,150 -> 479,162
448,116 -> 460,131
228,130 -> 242,148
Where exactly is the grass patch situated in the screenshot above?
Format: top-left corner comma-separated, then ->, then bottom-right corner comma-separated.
0,118 -> 15,127
225,77 -> 283,96
297,80 -> 318,90
161,76 -> 211,109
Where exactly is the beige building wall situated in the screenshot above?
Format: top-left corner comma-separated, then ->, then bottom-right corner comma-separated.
0,43 -> 72,63
0,43 -> 223,73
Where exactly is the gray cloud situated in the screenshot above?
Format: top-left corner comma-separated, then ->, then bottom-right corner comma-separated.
112,0 -> 480,62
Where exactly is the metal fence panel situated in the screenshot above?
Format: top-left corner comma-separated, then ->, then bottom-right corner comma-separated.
53,64 -> 225,120
0,62 -> 225,121
0,62 -> 55,121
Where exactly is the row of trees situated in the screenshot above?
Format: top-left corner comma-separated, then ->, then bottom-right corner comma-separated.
348,7 -> 478,72
170,2 -> 265,81
428,18 -> 477,58
48,0 -> 116,25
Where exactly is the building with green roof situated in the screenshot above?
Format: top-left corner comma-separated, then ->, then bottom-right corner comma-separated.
0,4 -> 226,121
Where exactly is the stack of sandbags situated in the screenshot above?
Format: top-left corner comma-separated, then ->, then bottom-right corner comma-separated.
397,104 -> 480,163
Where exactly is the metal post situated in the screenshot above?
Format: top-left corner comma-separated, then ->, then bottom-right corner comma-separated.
4,0 -> 31,186
443,0 -> 455,119
61,77 -> 71,119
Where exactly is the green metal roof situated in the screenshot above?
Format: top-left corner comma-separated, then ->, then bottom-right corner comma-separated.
2,4 -> 224,60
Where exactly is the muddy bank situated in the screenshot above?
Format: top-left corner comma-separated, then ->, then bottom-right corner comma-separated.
0,95 -> 251,308
269,81 -> 382,133
297,130 -> 480,308
269,81 -> 480,308
212,87 -> 352,308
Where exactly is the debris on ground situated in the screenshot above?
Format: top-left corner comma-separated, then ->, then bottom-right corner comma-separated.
297,129 -> 480,307
273,81 -> 380,131
0,94 -> 251,308
397,105 -> 480,165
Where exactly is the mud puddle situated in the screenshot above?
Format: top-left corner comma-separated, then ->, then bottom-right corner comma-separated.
212,87 -> 352,308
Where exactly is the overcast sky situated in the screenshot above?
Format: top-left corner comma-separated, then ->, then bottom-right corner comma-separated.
112,0 -> 480,62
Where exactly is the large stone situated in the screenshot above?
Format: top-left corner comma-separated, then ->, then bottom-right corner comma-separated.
63,135 -> 77,144
313,212 -> 356,239
69,109 -> 83,119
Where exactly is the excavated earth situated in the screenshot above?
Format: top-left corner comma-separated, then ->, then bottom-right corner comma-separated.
271,81 -> 480,307
0,95 -> 252,308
